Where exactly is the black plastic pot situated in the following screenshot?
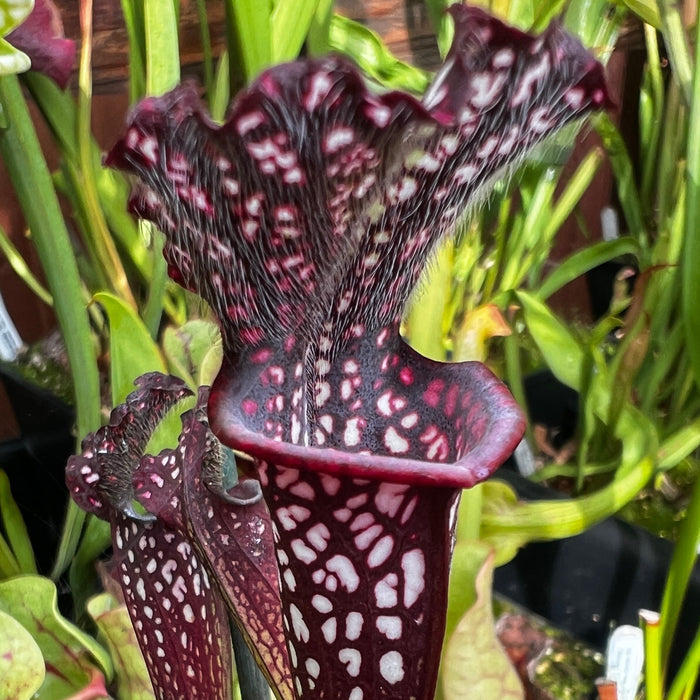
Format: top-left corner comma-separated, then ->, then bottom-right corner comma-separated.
0,366 -> 74,574
493,469 -> 700,689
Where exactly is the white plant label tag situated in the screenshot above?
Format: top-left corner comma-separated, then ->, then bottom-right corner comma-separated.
0,291 -> 22,361
605,624 -> 644,700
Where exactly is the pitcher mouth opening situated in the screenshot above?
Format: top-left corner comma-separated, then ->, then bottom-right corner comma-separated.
209,354 -> 525,490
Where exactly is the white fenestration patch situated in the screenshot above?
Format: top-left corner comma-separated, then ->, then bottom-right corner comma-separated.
365,102 -> 391,127
493,48 -> 515,68
315,381 -> 331,408
401,549 -> 426,608
305,657 -> 320,679
379,651 -> 405,684
319,473 -> 341,495
367,535 -> 395,568
318,414 -> 334,434
136,578 -> 146,600
384,426 -> 409,454
338,648 -> 362,677
276,507 -> 299,531
374,573 -> 399,608
321,617 -> 337,644
312,594 -> 333,614
183,604 -> 195,623
375,482 -> 409,518
349,512 -> 374,532
344,417 -> 364,447
288,639 -> 297,667
326,555 -> 360,592
454,163 -> 478,185
172,576 -> 187,603
400,412 -> 419,430
324,127 -> 355,154
236,111 -> 265,135
354,523 -> 383,551
277,549 -> 289,566
333,507 -> 352,523
349,688 -> 364,700
477,135 -> 499,159
564,87 -> 585,109
345,612 -> 364,641
291,413 -> 302,444
289,603 -> 310,643
306,523 -> 331,552
511,54 -> 550,107
400,495 -> 419,526
290,538 -> 318,564
283,568 -> 297,592
346,493 -> 368,509
275,467 -> 300,488
376,615 -> 403,640
529,106 -> 553,134
289,480 -> 315,500
470,72 -> 507,109
376,391 -> 394,417
305,72 -> 332,111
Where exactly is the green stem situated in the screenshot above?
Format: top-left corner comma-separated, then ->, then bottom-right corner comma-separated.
659,474 -> 700,672
78,0 -> 138,308
641,609 -> 663,700
640,23 -> 665,206
656,416 -> 700,470
223,0 -> 272,86
140,0 -> 182,335
481,455 -> 654,543
457,484 -> 483,542
195,0 -> 214,97
660,0 -> 694,107
0,75 -> 102,577
120,0 -> 146,102
0,222 -> 53,305
667,621 -> 700,700
144,0 -> 181,95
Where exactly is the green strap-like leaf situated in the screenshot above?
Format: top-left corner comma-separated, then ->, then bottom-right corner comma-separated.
537,237 -> 640,301
93,292 -> 167,405
271,0 -> 321,62
144,0 -> 180,95
328,13 -> 431,94
516,291 -> 584,390
682,6 -> 700,393
0,74 -> 102,580
0,471 -> 36,575
224,0 -> 272,83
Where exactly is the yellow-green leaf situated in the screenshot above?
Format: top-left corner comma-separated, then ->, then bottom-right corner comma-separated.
93,292 -> 166,405
0,575 -> 113,694
162,319 -> 223,390
442,551 -> 524,700
0,0 -> 33,77
88,592 -> 155,700
0,610 -> 44,700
